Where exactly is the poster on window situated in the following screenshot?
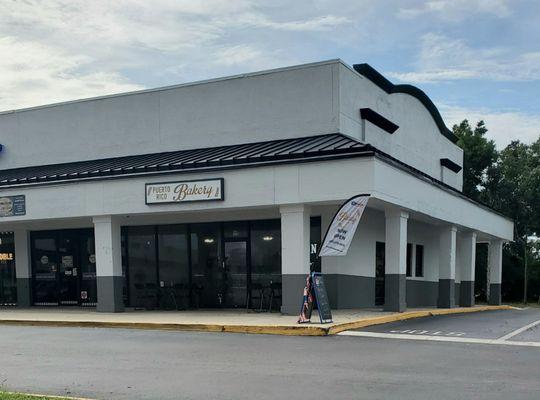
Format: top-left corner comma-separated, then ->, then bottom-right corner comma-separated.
0,195 -> 25,217
318,194 -> 370,257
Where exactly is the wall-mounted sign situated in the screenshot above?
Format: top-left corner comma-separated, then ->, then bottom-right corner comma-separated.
0,252 -> 14,261
40,255 -> 49,265
0,195 -> 25,217
146,179 -> 224,205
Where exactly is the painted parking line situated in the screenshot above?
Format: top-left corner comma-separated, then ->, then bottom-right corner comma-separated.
337,330 -> 540,348
389,329 -> 466,337
497,319 -> 540,341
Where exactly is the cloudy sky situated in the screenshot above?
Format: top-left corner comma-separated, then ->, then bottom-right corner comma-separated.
1,0 -> 539,147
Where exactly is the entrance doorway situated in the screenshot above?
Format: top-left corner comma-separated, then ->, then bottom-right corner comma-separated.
223,240 -> 248,307
375,241 -> 385,306
31,229 -> 96,306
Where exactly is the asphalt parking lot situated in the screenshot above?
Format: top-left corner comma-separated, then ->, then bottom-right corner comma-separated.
340,307 -> 540,346
0,308 -> 538,399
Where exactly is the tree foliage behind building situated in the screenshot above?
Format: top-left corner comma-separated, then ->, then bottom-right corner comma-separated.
453,120 -> 540,302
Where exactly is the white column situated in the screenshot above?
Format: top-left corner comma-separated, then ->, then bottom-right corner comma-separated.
93,216 -> 124,312
439,226 -> 457,308
13,229 -> 32,307
458,232 -> 476,307
384,208 -> 408,312
280,204 -> 310,314
488,239 -> 503,305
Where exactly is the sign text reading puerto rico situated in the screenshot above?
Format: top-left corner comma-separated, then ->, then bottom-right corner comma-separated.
146,179 -> 224,204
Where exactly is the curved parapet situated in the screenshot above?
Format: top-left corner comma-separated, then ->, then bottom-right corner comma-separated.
353,63 -> 458,144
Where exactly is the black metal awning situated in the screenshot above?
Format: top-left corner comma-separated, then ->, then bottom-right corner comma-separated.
0,133 -> 373,187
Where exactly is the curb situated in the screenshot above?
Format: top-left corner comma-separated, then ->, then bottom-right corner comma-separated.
326,305 -> 513,335
0,305 -> 513,337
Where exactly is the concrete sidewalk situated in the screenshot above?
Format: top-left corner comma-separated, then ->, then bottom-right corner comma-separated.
0,305 -> 512,336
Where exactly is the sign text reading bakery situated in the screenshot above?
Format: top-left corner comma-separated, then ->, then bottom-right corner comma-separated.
146,179 -> 224,204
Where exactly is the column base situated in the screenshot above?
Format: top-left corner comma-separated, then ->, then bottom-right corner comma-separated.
384,274 -> 406,312
488,283 -> 501,305
97,276 -> 125,312
325,274 -> 375,308
438,279 -> 455,308
281,274 -> 309,315
459,280 -> 475,307
406,280 -> 438,307
16,278 -> 32,307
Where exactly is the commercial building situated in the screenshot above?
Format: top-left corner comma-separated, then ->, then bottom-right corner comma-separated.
0,60 -> 513,314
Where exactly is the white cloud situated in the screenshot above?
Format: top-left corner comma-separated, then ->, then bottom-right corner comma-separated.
214,45 -> 263,67
0,0 -> 352,111
225,13 -> 350,32
0,37 -> 142,111
398,0 -> 512,20
388,33 -> 540,83
440,104 -> 540,148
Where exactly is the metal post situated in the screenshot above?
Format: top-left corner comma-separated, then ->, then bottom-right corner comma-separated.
523,237 -> 528,305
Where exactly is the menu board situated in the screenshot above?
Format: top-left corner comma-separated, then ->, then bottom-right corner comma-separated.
311,272 -> 333,323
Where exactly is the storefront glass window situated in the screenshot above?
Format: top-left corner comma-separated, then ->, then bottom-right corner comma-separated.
223,221 -> 248,239
157,225 -> 189,309
0,233 -> 16,305
127,226 -> 158,309
121,219 -> 283,310
250,220 -> 281,286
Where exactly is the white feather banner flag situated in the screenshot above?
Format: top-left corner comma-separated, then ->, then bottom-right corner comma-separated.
319,194 -> 370,257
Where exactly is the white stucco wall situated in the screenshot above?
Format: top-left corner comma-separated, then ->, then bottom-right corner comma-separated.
320,206 -> 438,283
338,63 -> 464,190
0,156 -> 512,241
0,61 -> 340,170
1,59 -> 462,193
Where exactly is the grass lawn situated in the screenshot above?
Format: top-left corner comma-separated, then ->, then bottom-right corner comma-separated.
0,392 -> 77,400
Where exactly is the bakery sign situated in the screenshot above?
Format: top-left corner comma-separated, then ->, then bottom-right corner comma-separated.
0,195 -> 26,217
146,179 -> 224,205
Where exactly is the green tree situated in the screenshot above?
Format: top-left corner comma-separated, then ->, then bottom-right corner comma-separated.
453,120 -> 497,201
454,120 -> 540,302
496,139 -> 540,302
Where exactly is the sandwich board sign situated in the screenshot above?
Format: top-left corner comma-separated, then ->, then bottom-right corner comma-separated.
298,194 -> 370,325
298,272 -> 332,324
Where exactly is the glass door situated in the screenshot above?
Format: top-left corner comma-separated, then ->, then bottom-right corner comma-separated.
57,233 -> 80,305
32,233 -> 59,305
157,225 -> 189,310
223,241 -> 247,308
79,230 -> 97,306
190,223 -> 222,307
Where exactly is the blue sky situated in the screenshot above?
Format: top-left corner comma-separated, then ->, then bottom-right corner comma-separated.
1,0 -> 539,147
